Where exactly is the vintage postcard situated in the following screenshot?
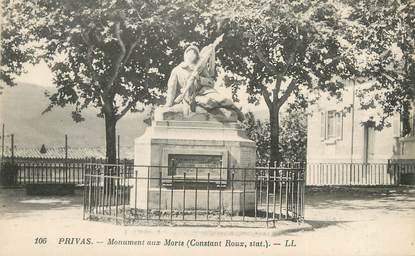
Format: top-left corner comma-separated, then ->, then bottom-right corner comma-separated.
0,0 -> 414,255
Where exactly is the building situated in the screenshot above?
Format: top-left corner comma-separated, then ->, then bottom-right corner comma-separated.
1,145 -> 134,162
306,80 -> 415,185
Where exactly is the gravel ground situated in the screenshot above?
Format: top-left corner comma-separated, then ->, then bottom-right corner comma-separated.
0,186 -> 414,256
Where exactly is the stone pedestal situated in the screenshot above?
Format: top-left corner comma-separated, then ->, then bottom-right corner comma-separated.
130,120 -> 256,214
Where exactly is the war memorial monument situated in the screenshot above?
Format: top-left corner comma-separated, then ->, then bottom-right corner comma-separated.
130,35 -> 257,213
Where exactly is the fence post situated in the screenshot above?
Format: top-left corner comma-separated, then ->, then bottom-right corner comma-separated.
123,160 -> 127,225
218,167 -> 222,226
11,134 -> 14,163
117,135 -> 120,165
65,135 -> 68,183
302,168 -> 305,219
82,163 -> 86,220
273,168 -> 277,227
1,124 -> 4,160
394,162 -> 400,185
194,167 -> 198,220
265,166 -> 270,227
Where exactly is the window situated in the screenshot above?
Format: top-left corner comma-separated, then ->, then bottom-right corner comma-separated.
335,112 -> 343,140
363,125 -> 375,163
412,112 -> 415,136
327,111 -> 336,139
398,104 -> 415,137
321,111 -> 343,141
406,110 -> 415,136
320,112 -> 326,141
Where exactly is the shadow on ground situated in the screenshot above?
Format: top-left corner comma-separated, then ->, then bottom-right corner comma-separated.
305,186 -> 415,212
0,187 -> 83,219
0,185 -> 414,233
271,219 -> 350,236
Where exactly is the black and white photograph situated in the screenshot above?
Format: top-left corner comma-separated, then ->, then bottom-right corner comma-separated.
0,0 -> 414,255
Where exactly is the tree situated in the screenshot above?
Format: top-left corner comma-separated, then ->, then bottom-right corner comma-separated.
201,0 -> 357,164
241,112 -> 270,166
1,0 -> 205,163
203,0 -> 414,164
346,0 -> 415,129
242,110 -> 307,166
279,110 -> 307,164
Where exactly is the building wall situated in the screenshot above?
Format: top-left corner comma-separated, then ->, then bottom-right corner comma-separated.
395,101 -> 415,160
307,81 -> 397,164
399,137 -> 415,159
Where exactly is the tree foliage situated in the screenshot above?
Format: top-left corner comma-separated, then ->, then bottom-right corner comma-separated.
279,110 -> 307,164
242,110 -> 307,166
1,0 -> 413,164
1,0 -> 208,162
203,0 -> 414,162
2,0 -> 207,118
203,0 -> 362,163
241,112 -> 270,166
347,0 -> 415,128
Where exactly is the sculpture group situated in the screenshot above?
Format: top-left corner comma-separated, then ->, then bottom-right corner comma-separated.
156,35 -> 243,122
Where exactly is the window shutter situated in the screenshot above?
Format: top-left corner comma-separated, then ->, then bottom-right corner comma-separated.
392,114 -> 401,138
411,112 -> 415,136
320,112 -> 326,141
325,111 -> 328,140
368,127 -> 375,157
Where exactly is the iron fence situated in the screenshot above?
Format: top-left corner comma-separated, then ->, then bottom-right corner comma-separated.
0,157 -> 106,185
306,161 -> 415,186
16,161 -> 85,185
3,158 -> 414,188
83,163 -> 306,227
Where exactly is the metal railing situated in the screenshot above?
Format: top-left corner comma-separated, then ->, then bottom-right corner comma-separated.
306,161 -> 415,186
0,158 -> 107,185
83,163 -> 306,227
15,161 -> 86,185
5,158 -> 413,188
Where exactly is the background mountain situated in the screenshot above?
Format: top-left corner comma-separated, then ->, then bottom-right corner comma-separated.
0,83 -> 148,151
0,82 -> 270,159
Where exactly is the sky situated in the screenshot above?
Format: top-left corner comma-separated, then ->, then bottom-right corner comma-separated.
17,61 -> 55,87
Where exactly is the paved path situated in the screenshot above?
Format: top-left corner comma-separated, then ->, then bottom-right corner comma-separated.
0,187 -> 414,256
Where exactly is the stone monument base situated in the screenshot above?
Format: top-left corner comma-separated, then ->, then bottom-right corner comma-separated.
130,189 -> 256,214
130,120 -> 256,214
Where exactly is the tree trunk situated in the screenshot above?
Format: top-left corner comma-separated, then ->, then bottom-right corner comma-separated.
104,112 -> 117,164
269,105 -> 281,166
103,112 -> 117,195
